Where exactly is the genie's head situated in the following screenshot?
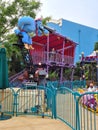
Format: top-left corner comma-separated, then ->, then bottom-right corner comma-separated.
35,18 -> 43,29
18,16 -> 35,33
35,18 -> 45,36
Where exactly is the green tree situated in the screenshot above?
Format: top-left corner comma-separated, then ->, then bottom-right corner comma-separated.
0,0 -> 41,43
0,0 -> 41,75
42,17 -> 51,25
74,41 -> 98,82
94,42 -> 98,51
0,0 -> 51,76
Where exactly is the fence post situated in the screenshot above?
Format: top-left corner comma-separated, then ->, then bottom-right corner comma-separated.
71,81 -> 73,90
0,48 -> 9,89
83,80 -> 86,88
76,100 -> 80,130
13,93 -> 18,116
74,92 -> 80,130
53,88 -> 57,119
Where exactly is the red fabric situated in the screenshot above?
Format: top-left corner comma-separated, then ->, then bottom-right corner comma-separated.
82,56 -> 98,62
32,33 -> 76,57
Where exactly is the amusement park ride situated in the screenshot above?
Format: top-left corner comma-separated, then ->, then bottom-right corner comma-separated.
80,51 -> 98,82
13,16 -> 77,86
0,16 -> 77,121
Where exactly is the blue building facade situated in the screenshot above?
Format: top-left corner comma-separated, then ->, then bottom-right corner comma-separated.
47,19 -> 98,63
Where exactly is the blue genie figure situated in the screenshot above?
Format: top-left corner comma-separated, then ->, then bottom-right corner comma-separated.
14,16 -> 35,50
35,18 -> 45,36
35,18 -> 49,36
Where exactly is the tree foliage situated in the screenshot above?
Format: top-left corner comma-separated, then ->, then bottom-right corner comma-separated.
0,0 -> 41,43
0,0 -> 48,75
0,0 -> 53,77
94,42 -> 98,51
74,41 -> 98,82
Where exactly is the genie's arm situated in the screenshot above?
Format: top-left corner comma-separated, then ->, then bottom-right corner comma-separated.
22,32 -> 32,45
14,29 -> 32,45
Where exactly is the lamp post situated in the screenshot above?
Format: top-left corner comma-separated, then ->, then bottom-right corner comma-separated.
78,29 -> 81,55
80,52 -> 85,80
96,50 -> 98,83
96,64 -> 98,83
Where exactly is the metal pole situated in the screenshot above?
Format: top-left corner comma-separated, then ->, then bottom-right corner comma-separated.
96,51 -> 98,84
97,61 -> 98,83
60,39 -> 65,82
46,34 -> 49,73
60,67 -> 63,82
62,39 -> 65,63
71,66 -> 75,81
78,30 -> 81,55
47,34 -> 49,62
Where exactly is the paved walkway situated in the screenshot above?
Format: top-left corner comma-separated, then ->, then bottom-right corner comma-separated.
0,116 -> 71,130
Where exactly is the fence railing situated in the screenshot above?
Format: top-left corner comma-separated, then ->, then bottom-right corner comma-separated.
0,88 -> 14,116
47,80 -> 86,90
56,87 -> 76,130
31,51 -> 74,65
0,85 -> 55,118
0,80 -> 98,130
78,92 -> 98,130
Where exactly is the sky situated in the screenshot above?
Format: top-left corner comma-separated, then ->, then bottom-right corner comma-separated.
37,0 -> 98,29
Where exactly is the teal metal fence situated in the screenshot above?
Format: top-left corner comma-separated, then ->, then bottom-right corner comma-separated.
0,85 -> 55,118
47,80 -> 86,90
55,83 -> 98,130
78,92 -> 98,130
62,80 -> 86,90
0,88 -> 14,116
1,80 -> 98,130
15,85 -> 55,118
56,87 -> 76,130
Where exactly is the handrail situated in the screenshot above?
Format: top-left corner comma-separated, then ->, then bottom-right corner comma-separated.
9,69 -> 26,82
